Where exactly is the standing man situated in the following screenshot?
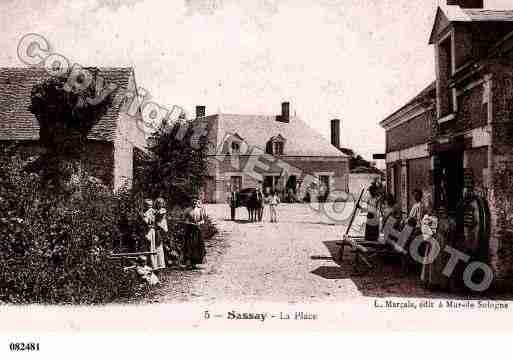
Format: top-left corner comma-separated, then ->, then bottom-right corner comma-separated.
229,186 -> 238,221
256,182 -> 264,222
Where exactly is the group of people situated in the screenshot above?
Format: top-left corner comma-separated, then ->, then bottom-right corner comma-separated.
360,180 -> 489,291
360,184 -> 441,285
230,187 -> 281,223
126,197 -> 208,286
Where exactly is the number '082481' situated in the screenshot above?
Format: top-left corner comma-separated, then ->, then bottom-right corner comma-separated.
9,342 -> 40,351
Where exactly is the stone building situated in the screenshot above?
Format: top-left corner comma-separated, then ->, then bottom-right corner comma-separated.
0,67 -> 146,190
380,0 -> 513,282
196,103 -> 350,203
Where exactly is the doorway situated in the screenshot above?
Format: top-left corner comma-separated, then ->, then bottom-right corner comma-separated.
264,175 -> 281,195
438,149 -> 464,215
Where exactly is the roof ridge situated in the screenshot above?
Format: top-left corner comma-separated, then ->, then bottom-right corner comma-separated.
212,112 -> 348,158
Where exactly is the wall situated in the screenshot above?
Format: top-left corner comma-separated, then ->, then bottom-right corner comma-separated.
488,62 -> 513,280
113,70 -> 147,191
84,142 -> 115,187
386,109 -> 434,152
207,154 -> 349,203
464,146 -> 488,195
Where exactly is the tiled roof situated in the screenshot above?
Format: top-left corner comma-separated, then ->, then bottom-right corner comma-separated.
207,113 -> 348,157
0,67 -> 133,141
462,9 -> 513,22
430,6 -> 513,44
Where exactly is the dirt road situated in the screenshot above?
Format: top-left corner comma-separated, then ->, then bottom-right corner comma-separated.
144,203 -> 437,304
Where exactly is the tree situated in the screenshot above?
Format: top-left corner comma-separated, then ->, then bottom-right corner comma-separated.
351,154 -> 371,169
29,68 -> 114,194
141,117 -> 209,206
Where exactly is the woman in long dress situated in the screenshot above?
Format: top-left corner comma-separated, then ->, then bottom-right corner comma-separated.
153,197 -> 168,270
183,198 -> 207,269
361,184 -> 380,241
141,199 -> 158,270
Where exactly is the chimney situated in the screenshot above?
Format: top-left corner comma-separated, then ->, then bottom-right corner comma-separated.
196,105 -> 206,118
330,119 -> 340,149
446,0 -> 483,8
276,102 -> 290,123
281,102 -> 290,122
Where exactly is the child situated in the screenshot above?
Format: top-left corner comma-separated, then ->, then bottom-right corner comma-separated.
268,191 -> 280,223
125,255 -> 160,286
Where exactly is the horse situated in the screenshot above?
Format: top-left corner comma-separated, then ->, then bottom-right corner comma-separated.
237,188 -> 264,222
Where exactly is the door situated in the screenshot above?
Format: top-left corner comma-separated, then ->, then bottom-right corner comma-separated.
264,176 -> 281,194
264,176 -> 273,195
319,175 -> 330,201
439,150 -> 464,215
285,175 -> 298,202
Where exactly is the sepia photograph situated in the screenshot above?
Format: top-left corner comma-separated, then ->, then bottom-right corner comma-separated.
2,0 -> 513,355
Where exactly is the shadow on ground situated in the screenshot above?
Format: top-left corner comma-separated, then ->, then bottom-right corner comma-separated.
310,240 -> 507,300
223,219 -> 255,224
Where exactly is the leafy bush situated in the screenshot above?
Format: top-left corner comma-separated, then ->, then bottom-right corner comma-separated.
140,118 -> 209,205
0,146 -> 145,304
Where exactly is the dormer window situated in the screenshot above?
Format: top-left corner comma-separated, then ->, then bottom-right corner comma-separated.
231,141 -> 240,154
227,132 -> 244,155
273,141 -> 284,155
266,134 -> 286,155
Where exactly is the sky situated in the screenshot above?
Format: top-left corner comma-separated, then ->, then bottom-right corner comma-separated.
2,0 -> 513,159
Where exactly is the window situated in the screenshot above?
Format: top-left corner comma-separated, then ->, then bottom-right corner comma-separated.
273,141 -> 284,155
231,141 -> 240,154
264,176 -> 282,194
438,36 -> 454,117
266,141 -> 273,155
266,135 -> 286,155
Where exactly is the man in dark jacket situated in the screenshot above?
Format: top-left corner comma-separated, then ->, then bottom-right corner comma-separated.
229,188 -> 239,221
